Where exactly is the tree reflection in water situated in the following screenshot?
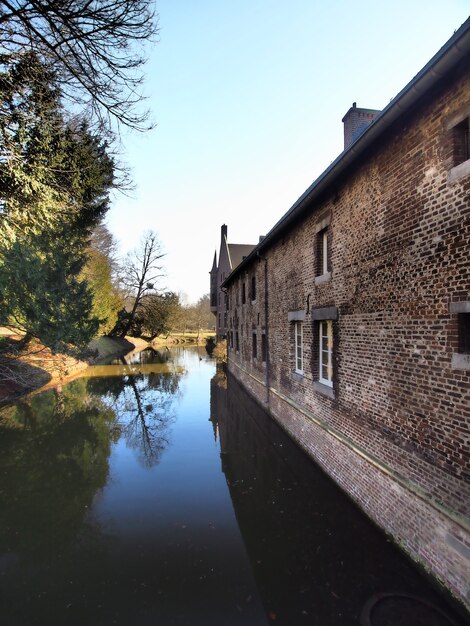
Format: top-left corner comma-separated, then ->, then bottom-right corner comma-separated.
0,378 -> 118,558
88,349 -> 185,468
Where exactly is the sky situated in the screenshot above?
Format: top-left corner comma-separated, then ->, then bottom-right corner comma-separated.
106,0 -> 470,303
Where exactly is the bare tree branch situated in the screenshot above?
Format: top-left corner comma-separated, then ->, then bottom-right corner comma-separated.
118,230 -> 166,337
0,0 -> 158,132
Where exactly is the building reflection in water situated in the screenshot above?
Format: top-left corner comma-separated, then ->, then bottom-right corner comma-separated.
210,366 -> 466,626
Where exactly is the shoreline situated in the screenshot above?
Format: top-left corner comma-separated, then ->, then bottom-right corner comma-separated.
0,336 -> 148,406
0,334 -> 213,406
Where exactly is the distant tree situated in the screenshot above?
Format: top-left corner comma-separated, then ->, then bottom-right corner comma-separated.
118,231 -> 166,338
82,225 -> 123,335
141,292 -> 182,340
194,293 -> 214,330
181,294 -> 214,333
0,0 -> 158,132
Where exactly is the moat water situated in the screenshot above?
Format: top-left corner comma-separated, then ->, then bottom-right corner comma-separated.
0,347 -> 466,625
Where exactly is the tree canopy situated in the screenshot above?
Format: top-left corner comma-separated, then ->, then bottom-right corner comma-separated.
0,54 -> 117,351
0,0 -> 158,131
0,2 -> 158,353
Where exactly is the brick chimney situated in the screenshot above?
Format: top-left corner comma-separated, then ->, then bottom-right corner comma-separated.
342,103 -> 381,150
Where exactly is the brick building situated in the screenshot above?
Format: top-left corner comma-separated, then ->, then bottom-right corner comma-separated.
210,224 -> 255,340
221,20 -> 470,608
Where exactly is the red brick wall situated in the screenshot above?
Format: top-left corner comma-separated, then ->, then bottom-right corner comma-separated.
225,62 -> 470,607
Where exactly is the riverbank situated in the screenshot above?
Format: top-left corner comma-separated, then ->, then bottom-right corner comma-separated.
0,335 -> 149,405
0,330 -> 215,405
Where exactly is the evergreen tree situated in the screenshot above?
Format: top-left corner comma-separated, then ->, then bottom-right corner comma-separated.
0,54 -> 115,351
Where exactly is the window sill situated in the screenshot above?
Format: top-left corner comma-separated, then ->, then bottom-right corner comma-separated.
292,371 -> 304,382
313,381 -> 335,399
315,272 -> 331,286
448,159 -> 470,185
451,353 -> 470,371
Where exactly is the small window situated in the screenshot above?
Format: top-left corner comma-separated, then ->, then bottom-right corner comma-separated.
453,118 -> 470,166
449,302 -> 470,370
317,228 -> 328,276
294,321 -> 303,374
218,313 -> 221,328
458,314 -> 470,354
242,282 -> 246,304
261,334 -> 267,363
235,331 -> 239,352
319,320 -> 333,387
252,333 -> 257,359
251,275 -> 256,301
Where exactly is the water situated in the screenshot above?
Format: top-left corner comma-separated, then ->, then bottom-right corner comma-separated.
0,347 -> 466,626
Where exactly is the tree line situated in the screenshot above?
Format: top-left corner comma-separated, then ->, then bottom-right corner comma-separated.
0,2 -> 213,357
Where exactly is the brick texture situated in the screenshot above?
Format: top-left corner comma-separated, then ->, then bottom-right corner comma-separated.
225,61 -> 470,608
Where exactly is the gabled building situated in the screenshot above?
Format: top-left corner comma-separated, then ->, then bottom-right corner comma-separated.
220,19 -> 470,609
210,224 -> 255,340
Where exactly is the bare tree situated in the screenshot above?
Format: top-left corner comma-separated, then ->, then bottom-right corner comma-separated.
119,230 -> 165,338
0,0 -> 158,132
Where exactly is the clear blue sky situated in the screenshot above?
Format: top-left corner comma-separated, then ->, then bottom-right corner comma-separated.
106,0 -> 470,303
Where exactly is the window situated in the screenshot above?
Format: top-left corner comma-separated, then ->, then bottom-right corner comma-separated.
235,331 -> 239,352
317,228 -> 328,276
448,113 -> 470,184
458,314 -> 470,353
314,212 -> 331,282
251,275 -> 256,301
242,282 -> 246,304
261,333 -> 267,363
294,321 -> 303,374
218,313 -> 221,328
453,118 -> 470,166
450,302 -> 470,370
318,228 -> 328,275
252,333 -> 257,359
319,320 -> 333,387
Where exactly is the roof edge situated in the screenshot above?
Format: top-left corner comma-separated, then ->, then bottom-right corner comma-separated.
223,17 -> 470,286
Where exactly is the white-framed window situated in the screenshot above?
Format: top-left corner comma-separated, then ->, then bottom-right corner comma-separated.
294,321 -> 303,374
319,320 -> 333,386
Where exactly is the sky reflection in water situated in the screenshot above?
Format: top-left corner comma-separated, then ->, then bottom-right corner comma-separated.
0,347 -> 466,626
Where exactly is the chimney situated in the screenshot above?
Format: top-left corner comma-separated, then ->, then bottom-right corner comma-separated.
342,102 -> 381,150
221,224 -> 227,240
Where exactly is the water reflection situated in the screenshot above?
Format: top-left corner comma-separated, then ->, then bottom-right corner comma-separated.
0,348 -> 185,560
0,351 -> 465,626
0,378 -> 117,559
211,367 -> 466,626
89,350 -> 185,468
